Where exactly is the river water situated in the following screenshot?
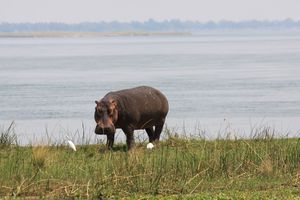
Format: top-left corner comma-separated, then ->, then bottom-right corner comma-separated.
1,31 -> 300,144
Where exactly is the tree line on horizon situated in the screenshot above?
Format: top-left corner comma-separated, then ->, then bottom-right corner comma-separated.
0,19 -> 300,32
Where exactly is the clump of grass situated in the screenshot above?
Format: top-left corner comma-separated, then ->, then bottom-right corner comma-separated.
0,121 -> 17,147
258,155 -> 273,177
31,145 -> 50,170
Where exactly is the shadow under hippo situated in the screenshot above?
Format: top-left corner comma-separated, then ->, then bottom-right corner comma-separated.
94,86 -> 169,150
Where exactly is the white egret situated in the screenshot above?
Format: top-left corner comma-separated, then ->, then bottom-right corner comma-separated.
66,136 -> 76,151
146,142 -> 154,150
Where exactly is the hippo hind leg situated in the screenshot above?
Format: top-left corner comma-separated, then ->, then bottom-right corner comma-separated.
153,118 -> 165,141
146,127 -> 155,142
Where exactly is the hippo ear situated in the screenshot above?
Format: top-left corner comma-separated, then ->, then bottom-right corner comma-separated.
95,100 -> 99,105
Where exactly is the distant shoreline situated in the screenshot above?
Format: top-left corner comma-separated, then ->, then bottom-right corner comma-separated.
1,29 -> 300,38
0,31 -> 191,38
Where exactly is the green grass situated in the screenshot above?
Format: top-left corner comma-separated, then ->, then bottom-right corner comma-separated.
0,122 -> 17,147
0,126 -> 300,199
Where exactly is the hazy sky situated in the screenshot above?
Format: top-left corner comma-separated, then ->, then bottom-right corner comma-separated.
1,0 -> 300,23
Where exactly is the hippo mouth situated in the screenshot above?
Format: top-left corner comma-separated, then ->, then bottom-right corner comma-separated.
95,125 -> 116,135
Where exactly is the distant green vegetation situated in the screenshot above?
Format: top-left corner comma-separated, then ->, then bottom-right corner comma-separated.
1,19 -> 300,33
0,123 -> 300,199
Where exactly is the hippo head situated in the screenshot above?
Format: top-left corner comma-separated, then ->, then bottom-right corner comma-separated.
94,98 -> 118,135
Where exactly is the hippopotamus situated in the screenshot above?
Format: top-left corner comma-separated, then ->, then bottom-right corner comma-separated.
94,86 -> 169,150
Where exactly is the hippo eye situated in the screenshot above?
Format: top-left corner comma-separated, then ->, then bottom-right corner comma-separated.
107,109 -> 114,117
97,109 -> 104,115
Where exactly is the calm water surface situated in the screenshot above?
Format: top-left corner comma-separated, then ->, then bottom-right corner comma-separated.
0,31 -> 300,143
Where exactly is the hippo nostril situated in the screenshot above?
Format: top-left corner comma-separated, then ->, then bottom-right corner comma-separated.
95,124 -> 106,135
95,122 -> 115,134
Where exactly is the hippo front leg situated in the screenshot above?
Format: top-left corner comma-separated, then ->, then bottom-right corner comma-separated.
122,126 -> 135,150
106,134 -> 115,150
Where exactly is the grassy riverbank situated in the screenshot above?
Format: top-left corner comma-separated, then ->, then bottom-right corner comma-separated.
0,125 -> 300,199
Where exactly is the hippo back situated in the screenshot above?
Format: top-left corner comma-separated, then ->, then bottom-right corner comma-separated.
107,86 -> 168,129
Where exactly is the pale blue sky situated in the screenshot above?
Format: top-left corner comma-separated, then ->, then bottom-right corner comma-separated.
1,0 -> 300,23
